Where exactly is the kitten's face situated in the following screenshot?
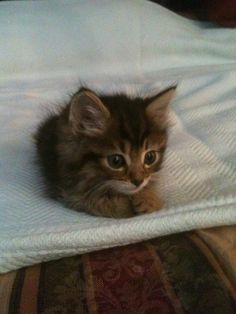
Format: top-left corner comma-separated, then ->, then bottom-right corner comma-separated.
67,87 -> 176,195
98,136 -> 165,195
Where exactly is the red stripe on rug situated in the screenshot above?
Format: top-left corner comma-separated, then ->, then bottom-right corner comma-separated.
19,264 -> 41,314
86,242 -> 176,314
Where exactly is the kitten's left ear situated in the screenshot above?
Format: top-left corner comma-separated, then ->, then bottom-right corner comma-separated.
146,86 -> 177,130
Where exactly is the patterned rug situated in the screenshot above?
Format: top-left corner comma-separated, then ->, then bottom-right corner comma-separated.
1,226 -> 236,314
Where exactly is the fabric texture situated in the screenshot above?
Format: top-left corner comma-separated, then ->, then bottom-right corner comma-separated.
1,0 -> 236,84
0,71 -> 236,273
0,0 -> 236,273
0,227 -> 236,314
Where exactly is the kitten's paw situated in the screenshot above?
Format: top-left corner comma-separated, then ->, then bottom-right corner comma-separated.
89,195 -> 134,218
110,197 -> 134,218
132,189 -> 163,215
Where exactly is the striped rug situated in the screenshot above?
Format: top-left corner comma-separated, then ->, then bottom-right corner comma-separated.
1,227 -> 236,314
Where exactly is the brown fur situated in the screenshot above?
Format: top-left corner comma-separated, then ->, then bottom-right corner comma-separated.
35,86 -> 176,218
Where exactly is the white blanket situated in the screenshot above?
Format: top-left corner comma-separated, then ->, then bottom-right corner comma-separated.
0,71 -> 235,273
0,0 -> 236,273
1,0 -> 236,83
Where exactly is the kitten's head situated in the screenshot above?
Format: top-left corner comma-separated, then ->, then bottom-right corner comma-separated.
65,87 -> 176,195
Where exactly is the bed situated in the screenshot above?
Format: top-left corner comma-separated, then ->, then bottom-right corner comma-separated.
0,1 -> 236,313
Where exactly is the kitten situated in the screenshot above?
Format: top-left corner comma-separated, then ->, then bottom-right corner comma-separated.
35,86 -> 176,218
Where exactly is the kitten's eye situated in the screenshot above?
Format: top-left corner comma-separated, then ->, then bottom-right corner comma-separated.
107,154 -> 125,170
144,151 -> 157,166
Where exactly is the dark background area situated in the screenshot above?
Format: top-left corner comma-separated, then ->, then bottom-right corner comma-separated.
150,0 -> 236,27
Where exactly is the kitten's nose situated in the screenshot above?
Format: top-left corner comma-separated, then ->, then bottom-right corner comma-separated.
131,178 -> 144,187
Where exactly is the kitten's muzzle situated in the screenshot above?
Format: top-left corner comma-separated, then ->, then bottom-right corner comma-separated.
131,178 -> 144,187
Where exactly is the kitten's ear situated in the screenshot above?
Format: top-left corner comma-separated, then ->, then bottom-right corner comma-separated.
146,86 -> 177,130
69,91 -> 110,136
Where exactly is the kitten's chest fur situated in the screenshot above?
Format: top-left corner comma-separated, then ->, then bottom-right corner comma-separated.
35,87 -> 176,218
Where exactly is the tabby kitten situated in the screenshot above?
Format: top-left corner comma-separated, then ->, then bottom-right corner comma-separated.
35,86 -> 176,218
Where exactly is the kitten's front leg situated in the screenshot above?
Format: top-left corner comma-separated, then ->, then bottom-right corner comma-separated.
131,186 -> 163,215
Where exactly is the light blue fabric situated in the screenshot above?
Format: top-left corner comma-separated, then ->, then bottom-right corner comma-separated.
1,0 -> 236,83
0,1 -> 236,273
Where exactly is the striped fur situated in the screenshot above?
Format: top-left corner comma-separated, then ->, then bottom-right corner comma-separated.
35,87 -> 176,218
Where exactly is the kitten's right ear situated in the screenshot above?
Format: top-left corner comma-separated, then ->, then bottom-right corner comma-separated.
69,91 -> 110,137
146,86 -> 177,130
